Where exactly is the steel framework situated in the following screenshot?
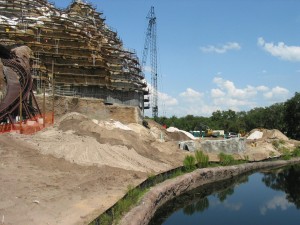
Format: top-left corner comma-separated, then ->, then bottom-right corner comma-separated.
142,6 -> 158,118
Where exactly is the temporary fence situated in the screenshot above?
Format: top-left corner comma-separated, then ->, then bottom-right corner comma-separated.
0,112 -> 54,135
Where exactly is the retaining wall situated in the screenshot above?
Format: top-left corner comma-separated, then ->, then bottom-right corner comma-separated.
119,158 -> 300,225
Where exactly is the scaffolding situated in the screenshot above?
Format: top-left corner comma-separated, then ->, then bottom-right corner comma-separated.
0,0 -> 148,110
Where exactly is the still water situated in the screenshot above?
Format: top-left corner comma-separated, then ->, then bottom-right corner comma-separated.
149,164 -> 300,225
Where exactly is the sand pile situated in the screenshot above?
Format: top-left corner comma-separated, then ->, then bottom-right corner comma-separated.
16,112 -> 186,173
247,130 -> 263,140
167,127 -> 196,140
247,128 -> 289,141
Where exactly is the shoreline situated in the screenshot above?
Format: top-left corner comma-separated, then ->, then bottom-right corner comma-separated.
119,158 -> 300,225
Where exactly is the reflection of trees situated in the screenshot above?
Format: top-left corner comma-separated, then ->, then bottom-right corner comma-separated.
216,175 -> 248,202
149,173 -> 250,225
217,187 -> 235,202
183,198 -> 209,215
262,165 -> 300,208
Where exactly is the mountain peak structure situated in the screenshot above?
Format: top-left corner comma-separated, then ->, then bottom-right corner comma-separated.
0,0 -> 149,110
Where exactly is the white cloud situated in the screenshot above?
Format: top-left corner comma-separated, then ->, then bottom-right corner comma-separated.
211,88 -> 226,98
257,85 -> 269,92
260,195 -> 292,215
158,91 -> 178,106
213,77 -> 257,99
180,88 -> 203,99
200,42 -> 241,54
263,86 -> 290,101
258,37 -> 300,61
144,77 -> 290,117
143,65 -> 152,73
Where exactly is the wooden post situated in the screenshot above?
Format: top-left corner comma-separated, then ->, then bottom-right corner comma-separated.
19,88 -> 22,134
43,82 -> 46,127
52,60 -> 55,124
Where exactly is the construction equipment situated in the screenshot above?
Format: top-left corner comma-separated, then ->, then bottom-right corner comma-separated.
141,6 -> 158,118
0,46 -> 41,124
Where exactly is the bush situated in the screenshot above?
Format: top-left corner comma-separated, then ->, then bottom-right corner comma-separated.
292,146 -> 300,157
281,148 -> 291,160
99,213 -> 112,225
195,150 -> 209,168
183,155 -> 196,171
112,185 -> 145,222
218,152 -> 235,166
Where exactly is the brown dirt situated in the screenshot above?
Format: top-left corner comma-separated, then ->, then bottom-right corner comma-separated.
0,112 -> 189,225
1,107 -> 299,225
0,134 -> 145,225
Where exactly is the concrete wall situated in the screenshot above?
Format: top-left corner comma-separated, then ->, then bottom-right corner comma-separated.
200,138 -> 246,154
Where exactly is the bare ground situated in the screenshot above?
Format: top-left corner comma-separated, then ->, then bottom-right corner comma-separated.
0,112 -> 188,225
0,111 -> 299,225
0,134 -> 146,225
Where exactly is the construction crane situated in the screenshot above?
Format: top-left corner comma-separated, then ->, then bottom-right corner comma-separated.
141,6 -> 158,118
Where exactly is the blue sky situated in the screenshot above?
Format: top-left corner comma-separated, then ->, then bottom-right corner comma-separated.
52,0 -> 300,117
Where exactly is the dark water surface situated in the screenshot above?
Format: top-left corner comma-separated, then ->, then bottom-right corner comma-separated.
149,164 -> 300,225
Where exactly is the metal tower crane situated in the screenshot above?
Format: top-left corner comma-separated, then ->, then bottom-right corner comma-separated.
142,6 -> 158,118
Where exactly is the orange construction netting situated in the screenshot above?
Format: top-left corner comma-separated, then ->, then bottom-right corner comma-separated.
0,112 -> 54,135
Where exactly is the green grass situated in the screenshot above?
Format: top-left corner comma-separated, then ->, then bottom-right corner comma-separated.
218,152 -> 235,166
183,155 -> 196,172
280,147 -> 291,160
195,150 -> 209,168
112,185 -> 146,223
292,146 -> 300,157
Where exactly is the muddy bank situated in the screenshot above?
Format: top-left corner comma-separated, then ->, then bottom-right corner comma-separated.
120,158 -> 300,225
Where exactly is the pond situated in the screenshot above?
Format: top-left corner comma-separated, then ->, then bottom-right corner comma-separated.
149,164 -> 300,225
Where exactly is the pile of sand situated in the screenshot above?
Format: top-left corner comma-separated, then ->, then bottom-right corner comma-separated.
167,126 -> 196,140
15,112 -> 187,173
247,130 -> 263,140
24,128 -> 169,173
247,128 -> 289,141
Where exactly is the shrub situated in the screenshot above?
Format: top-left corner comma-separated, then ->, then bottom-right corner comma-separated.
183,155 -> 196,171
195,150 -> 209,168
292,146 -> 300,157
218,152 -> 235,166
281,148 -> 291,160
112,185 -> 145,222
99,213 -> 112,225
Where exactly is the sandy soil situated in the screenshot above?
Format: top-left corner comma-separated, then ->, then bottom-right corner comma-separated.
0,112 -> 188,225
0,110 -> 299,225
0,133 -> 146,225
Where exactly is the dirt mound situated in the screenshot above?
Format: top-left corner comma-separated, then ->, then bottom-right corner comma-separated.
247,128 -> 289,141
18,112 -> 187,174
166,131 -> 191,141
262,129 -> 289,140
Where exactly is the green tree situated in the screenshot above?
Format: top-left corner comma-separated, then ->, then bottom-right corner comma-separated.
284,92 -> 300,140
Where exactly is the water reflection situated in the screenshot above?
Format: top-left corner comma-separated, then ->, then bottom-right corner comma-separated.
262,165 -> 300,208
149,174 -> 249,225
149,165 -> 300,225
260,194 -> 293,215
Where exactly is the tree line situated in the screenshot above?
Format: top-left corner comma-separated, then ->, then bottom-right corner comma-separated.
152,92 -> 300,140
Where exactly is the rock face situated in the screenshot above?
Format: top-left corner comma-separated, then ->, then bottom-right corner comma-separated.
119,159 -> 300,225
0,0 -> 148,109
201,138 -> 246,154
